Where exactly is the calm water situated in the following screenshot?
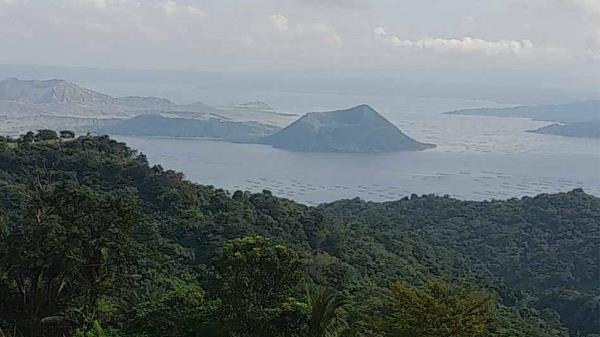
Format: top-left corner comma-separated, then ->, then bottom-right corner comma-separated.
116,110 -> 600,205
67,87 -> 595,205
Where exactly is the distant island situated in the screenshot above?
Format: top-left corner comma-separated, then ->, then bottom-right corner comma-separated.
99,114 -> 279,143
445,100 -> 599,139
445,100 -> 600,123
529,120 -> 600,139
101,105 -> 435,152
263,104 -> 435,152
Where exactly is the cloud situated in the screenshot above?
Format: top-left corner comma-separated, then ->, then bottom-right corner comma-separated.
373,26 -> 560,58
183,5 -> 206,17
158,1 -> 206,18
270,14 -> 289,32
74,0 -> 141,11
269,15 -> 342,47
292,0 -> 370,9
568,0 -> 600,61
570,0 -> 600,15
160,0 -> 177,16
509,0 -> 600,61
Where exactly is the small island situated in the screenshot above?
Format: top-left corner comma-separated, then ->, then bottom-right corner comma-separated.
263,104 -> 435,153
529,120 -> 600,139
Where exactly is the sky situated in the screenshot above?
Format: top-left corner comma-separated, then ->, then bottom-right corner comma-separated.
0,0 -> 599,102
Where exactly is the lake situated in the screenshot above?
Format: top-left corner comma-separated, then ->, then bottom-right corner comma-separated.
116,105 -> 600,205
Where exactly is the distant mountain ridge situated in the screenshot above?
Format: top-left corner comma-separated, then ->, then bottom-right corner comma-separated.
0,77 -> 114,105
264,104 -> 434,152
0,78 -> 298,135
446,100 -> 600,123
0,77 -> 220,118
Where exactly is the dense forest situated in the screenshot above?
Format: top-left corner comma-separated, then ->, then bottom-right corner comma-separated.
0,132 -> 598,337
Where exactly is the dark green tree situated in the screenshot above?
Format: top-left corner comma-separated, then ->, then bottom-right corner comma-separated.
0,176 -> 140,337
216,236 -> 305,337
128,278 -> 217,337
305,285 -> 348,337
19,131 -> 35,144
35,129 -> 59,142
60,130 -> 76,139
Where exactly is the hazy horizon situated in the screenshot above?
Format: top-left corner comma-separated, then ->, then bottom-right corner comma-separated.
1,0 -> 600,104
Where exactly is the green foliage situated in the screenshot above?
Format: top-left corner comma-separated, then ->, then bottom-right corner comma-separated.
35,129 -> 59,141
128,278 -> 216,337
0,134 -> 597,337
0,173 -> 139,337
20,131 -> 35,143
305,285 -> 348,337
216,236 -> 306,337
60,130 -> 76,139
74,320 -> 122,337
376,279 -> 494,337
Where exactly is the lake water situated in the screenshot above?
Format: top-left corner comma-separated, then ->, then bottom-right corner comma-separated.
115,92 -> 600,205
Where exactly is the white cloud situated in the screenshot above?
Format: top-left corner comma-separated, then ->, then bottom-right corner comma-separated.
184,5 -> 206,18
292,0 -> 370,9
155,1 -> 206,18
373,26 -> 560,58
570,0 -> 600,15
160,0 -> 177,16
74,0 -> 140,11
270,14 -> 289,32
269,15 -> 342,47
0,0 -> 596,79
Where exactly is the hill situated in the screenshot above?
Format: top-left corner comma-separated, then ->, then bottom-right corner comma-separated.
263,104 -> 434,152
446,100 -> 600,123
529,120 -> 600,139
0,77 -> 221,119
1,134 -> 597,336
0,78 -> 295,135
99,114 -> 279,142
0,77 -> 114,105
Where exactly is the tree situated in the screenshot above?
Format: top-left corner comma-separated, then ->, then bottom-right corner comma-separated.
35,129 -> 59,142
0,136 -> 7,151
377,279 -> 494,337
19,131 -> 35,144
129,278 -> 217,337
0,175 -> 140,337
60,130 -> 76,139
216,236 -> 305,337
305,285 -> 348,337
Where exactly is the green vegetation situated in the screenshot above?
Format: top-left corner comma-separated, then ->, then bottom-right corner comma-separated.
60,130 -> 76,139
0,132 -> 598,337
376,280 -> 494,337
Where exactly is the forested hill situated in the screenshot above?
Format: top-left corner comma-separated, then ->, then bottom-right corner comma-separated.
0,133 -> 598,337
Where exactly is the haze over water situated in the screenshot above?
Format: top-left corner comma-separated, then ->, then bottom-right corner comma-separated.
116,91 -> 600,205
